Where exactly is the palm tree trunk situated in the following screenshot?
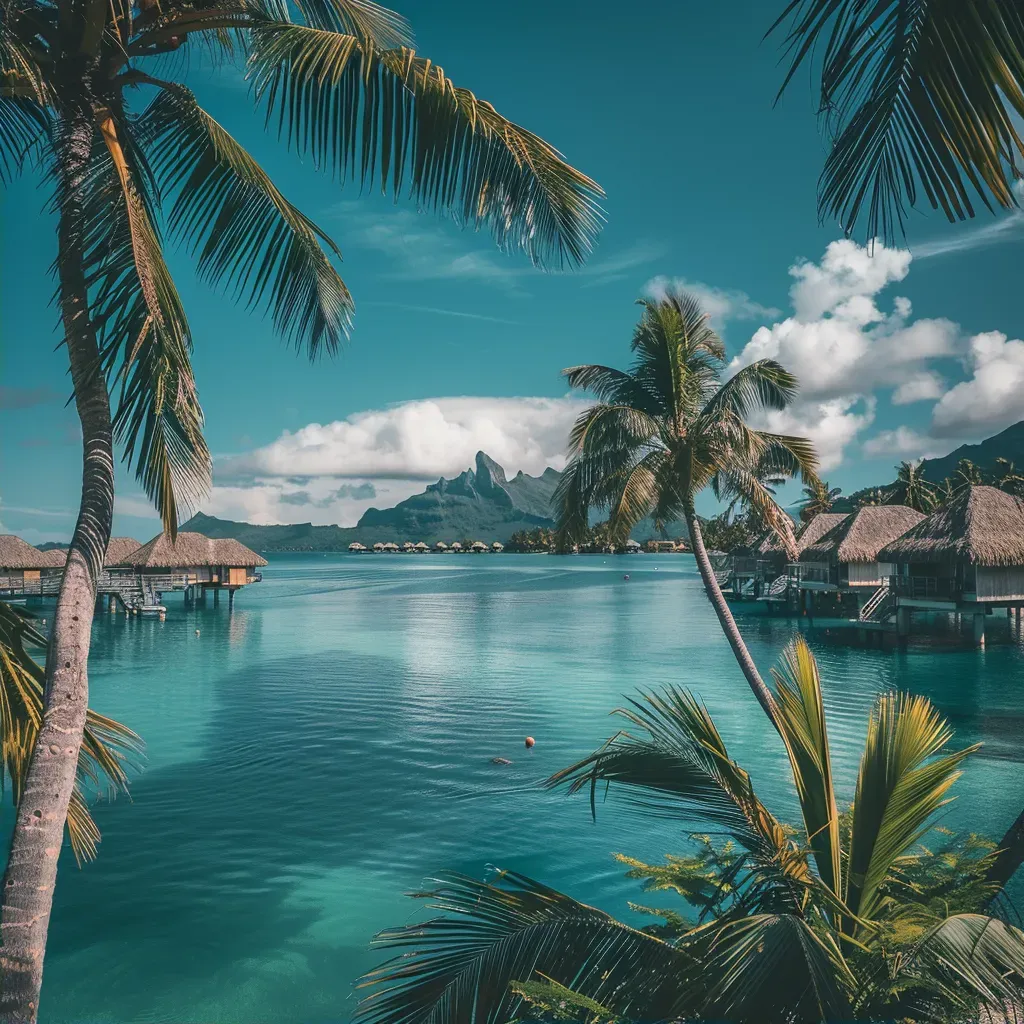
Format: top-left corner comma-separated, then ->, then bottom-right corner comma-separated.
987,808 -> 1024,891
0,109 -> 113,1024
684,506 -> 781,728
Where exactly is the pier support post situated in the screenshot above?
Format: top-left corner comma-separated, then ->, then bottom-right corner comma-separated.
896,606 -> 910,637
214,588 -> 220,606
228,590 -> 235,610
973,612 -> 986,647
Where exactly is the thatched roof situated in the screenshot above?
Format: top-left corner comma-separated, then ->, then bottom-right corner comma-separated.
0,536 -> 50,570
435,542 -> 448,550
878,486 -> 1024,567
39,548 -> 68,567
119,532 -> 267,568
106,537 -> 141,566
415,541 -> 429,550
373,542 -> 385,550
794,514 -> 849,557
801,505 -> 925,563
450,542 -> 463,549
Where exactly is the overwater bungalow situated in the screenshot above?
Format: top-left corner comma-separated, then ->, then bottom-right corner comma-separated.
373,542 -> 385,552
402,541 -> 415,553
434,541 -> 448,552
106,537 -> 141,566
878,486 -> 1024,643
795,505 -> 924,596
348,542 -> 367,553
415,542 -> 430,553
0,536 -> 50,589
624,539 -> 641,553
39,548 -> 67,573
491,541 -> 504,552
383,542 -> 399,553
470,541 -> 488,553
450,542 -> 463,552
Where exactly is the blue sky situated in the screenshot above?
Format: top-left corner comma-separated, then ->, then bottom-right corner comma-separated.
3,0 -> 1024,542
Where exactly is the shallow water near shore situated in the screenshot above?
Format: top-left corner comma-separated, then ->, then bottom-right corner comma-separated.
20,553 -> 1024,1023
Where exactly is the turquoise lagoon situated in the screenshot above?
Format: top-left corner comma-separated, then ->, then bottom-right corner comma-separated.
28,554 -> 1024,1023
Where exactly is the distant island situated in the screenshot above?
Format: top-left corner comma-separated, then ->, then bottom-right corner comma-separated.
183,451 -> 685,552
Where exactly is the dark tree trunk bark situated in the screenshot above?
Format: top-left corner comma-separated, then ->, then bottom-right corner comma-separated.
0,108 -> 113,1024
684,506 -> 781,728
987,806 -> 1024,891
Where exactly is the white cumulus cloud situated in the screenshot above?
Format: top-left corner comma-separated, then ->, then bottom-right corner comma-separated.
931,331 -> 1024,438
892,372 -> 946,405
753,397 -> 876,472
644,276 -> 779,326
862,427 -> 939,460
209,396 -> 588,526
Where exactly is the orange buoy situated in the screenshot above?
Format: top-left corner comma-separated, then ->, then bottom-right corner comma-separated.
524,736 -> 535,748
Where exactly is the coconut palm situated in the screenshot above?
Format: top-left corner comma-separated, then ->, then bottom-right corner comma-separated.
857,487 -> 889,509
772,1 -> 1024,241
886,461 -> 939,513
356,638 -> 1024,1024
0,601 -> 142,862
995,458 -> 1024,497
951,459 -> 986,497
797,478 -> 842,523
0,2 -> 602,1015
553,290 -> 818,724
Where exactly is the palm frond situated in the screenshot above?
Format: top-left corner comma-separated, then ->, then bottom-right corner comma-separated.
83,119 -> 210,537
561,364 -> 664,416
772,0 -> 1024,240
140,84 -> 353,358
846,692 -> 978,924
705,360 -> 800,421
771,638 -> 841,896
547,687 -> 807,878
291,0 -> 411,45
0,601 -> 144,864
353,870 -> 693,1024
0,95 -> 48,182
248,24 -> 604,269
698,913 -> 854,1022
904,913 -> 1024,1016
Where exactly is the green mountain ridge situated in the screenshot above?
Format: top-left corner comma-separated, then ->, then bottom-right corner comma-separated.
182,451 -> 688,551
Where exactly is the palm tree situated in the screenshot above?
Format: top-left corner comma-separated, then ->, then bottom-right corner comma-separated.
0,601 -> 142,862
797,478 -> 841,522
886,461 -> 939,513
772,1 -> 1024,242
995,457 -> 1024,497
857,487 -> 889,508
0,2 -> 602,1015
553,290 -> 818,724
356,639 -> 1024,1024
952,459 -> 986,497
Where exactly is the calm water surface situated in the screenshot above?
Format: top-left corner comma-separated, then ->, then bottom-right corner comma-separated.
26,554 -> 1024,1023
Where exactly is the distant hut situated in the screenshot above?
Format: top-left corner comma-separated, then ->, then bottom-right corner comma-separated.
383,542 -> 399,552
39,548 -> 68,573
491,541 -> 504,552
470,541 -> 488,553
105,537 -> 141,567
799,505 -> 924,589
0,536 -> 50,582
373,542 -> 385,552
401,541 -> 415,553
879,485 -> 1024,604
624,538 -> 641,553
450,542 -> 463,552
415,541 -> 430,553
120,532 -> 267,587
348,542 -> 367,553
434,541 -> 448,552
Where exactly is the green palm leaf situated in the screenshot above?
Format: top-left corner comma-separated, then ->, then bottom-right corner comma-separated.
846,693 -> 978,924
771,638 -> 842,895
140,83 -> 353,358
772,0 -> 1024,240
353,870 -> 693,1024
698,913 -> 854,1022
0,602 -> 144,864
547,687 -> 807,877
247,23 -> 604,269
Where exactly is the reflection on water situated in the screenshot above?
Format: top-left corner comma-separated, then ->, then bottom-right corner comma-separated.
21,554 -> 1024,1024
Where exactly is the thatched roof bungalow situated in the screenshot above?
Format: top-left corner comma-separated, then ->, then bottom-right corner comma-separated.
434,541 -> 448,551
799,505 -> 924,588
470,541 -> 488,553
415,541 -> 430,552
39,548 -> 68,570
348,542 -> 367,552
118,532 -> 267,586
878,486 -> 1024,602
402,541 -> 415,552
0,535 -> 50,579
383,542 -> 399,552
373,542 -> 385,552
450,542 -> 463,551
106,538 -> 141,566
491,541 -> 504,551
